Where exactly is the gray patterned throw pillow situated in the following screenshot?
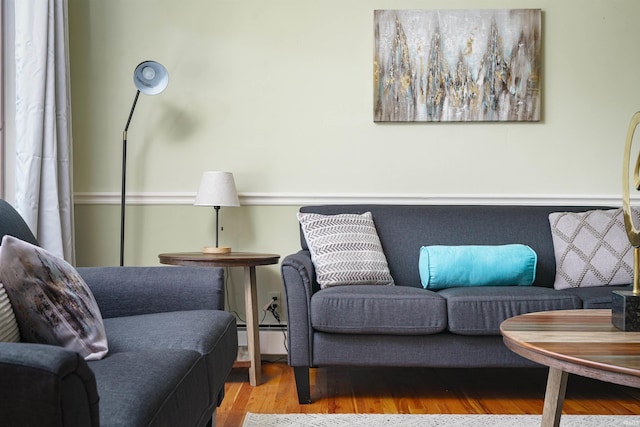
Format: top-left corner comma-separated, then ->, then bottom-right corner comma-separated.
297,212 -> 395,289
0,235 -> 108,360
549,208 -> 639,289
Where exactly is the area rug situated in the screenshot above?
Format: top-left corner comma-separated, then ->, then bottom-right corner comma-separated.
241,412 -> 640,427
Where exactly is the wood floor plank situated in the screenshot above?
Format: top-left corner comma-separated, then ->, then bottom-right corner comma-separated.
215,363 -> 640,427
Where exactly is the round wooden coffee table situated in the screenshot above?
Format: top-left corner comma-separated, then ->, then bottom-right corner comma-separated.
500,309 -> 640,427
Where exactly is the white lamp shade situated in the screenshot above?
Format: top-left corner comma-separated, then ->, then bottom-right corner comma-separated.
194,171 -> 240,207
133,61 -> 169,95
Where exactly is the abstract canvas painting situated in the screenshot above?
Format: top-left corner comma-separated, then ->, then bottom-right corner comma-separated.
374,9 -> 541,122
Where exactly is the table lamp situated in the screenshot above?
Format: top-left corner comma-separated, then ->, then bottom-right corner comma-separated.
194,171 -> 240,253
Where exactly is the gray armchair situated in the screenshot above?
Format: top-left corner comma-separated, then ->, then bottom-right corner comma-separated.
0,200 -> 238,427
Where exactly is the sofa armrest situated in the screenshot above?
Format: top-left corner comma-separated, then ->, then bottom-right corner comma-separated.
281,250 -> 319,366
77,266 -> 225,319
0,342 -> 99,427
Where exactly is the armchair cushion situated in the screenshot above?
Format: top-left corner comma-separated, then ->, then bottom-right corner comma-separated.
102,309 -> 238,406
78,266 -> 225,318
0,199 -> 38,246
0,236 -> 108,360
88,350 -> 210,427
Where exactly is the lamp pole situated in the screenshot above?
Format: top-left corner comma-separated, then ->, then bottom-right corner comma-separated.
214,205 -> 221,248
118,60 -> 168,266
120,90 -> 141,267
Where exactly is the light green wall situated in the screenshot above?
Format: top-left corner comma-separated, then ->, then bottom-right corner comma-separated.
69,0 -> 640,321
73,203 -> 296,322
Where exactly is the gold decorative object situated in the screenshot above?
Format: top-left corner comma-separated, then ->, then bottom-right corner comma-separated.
614,111 -> 640,330
622,111 -> 640,294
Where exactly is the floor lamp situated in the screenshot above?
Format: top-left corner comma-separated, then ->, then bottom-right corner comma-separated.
120,61 -> 169,266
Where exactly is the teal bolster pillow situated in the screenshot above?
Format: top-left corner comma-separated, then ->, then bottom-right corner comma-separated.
419,244 -> 537,290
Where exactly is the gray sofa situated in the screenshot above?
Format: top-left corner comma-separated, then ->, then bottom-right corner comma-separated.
281,204 -> 632,403
0,199 -> 238,427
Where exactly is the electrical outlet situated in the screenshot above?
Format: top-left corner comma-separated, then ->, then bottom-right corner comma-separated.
262,292 -> 281,312
266,291 -> 283,323
267,292 -> 281,306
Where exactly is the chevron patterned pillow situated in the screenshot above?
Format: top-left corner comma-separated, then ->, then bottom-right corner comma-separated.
0,283 -> 20,342
549,208 -> 639,289
297,212 -> 395,289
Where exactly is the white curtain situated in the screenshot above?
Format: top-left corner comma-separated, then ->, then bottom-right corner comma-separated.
14,0 -> 74,262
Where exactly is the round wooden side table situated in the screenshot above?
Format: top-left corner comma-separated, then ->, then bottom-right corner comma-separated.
159,251 -> 280,386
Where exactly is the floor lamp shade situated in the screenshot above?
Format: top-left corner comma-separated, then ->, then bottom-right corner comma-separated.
120,60 -> 169,266
134,61 -> 169,95
195,171 -> 240,253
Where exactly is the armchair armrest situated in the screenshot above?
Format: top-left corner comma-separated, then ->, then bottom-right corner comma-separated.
280,250 -> 319,366
0,342 -> 98,427
77,266 -> 225,319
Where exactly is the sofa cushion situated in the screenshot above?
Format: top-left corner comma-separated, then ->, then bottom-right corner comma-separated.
0,283 -> 20,342
419,244 -> 537,290
0,236 -> 108,360
88,350 -> 212,427
439,286 -> 582,335
297,212 -> 394,288
549,208 -> 637,289
561,285 -> 632,309
102,310 -> 237,406
310,285 -> 446,335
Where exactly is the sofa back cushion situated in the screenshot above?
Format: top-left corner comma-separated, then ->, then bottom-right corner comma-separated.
299,205 -> 605,288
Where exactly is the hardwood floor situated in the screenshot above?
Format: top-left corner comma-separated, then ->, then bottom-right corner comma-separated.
216,362 -> 640,426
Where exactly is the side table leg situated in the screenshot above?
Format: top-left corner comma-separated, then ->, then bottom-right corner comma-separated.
541,367 -> 568,427
244,266 -> 262,386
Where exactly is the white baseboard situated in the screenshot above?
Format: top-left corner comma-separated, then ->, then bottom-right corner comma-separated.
237,325 -> 288,356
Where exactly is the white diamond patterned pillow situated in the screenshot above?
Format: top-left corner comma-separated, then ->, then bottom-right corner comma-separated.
0,235 -> 108,360
297,212 -> 395,289
549,208 -> 639,289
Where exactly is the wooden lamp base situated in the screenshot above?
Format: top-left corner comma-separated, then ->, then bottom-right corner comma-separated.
202,246 -> 232,254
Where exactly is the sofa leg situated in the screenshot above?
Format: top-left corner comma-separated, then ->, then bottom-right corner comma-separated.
294,366 -> 311,404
